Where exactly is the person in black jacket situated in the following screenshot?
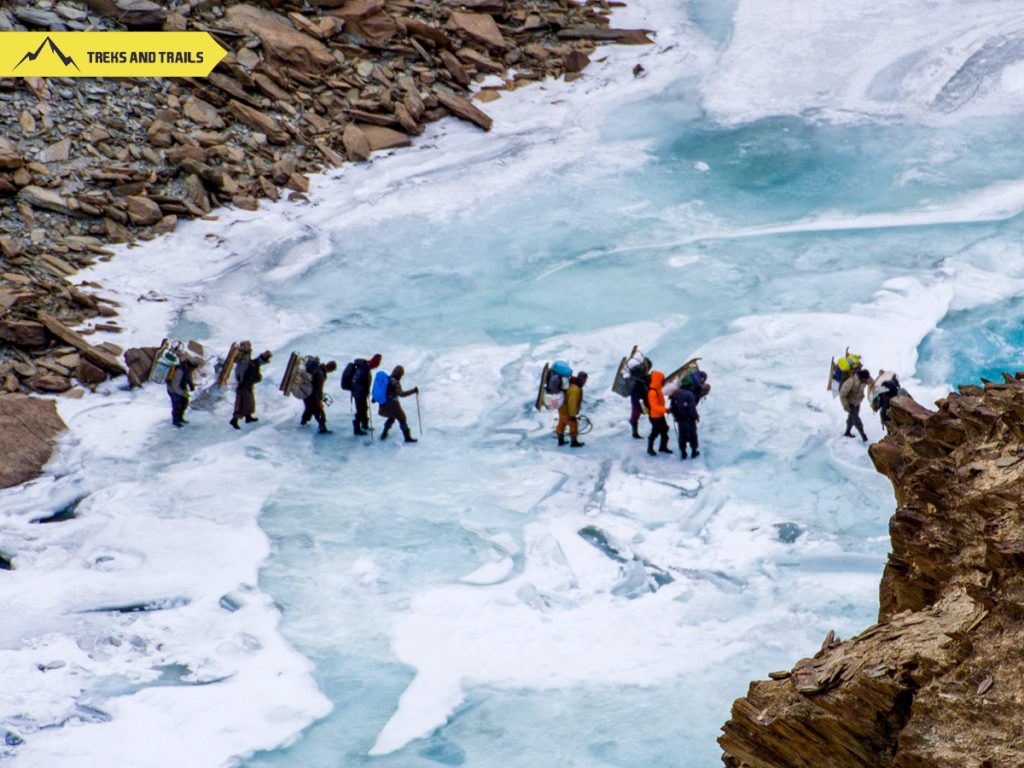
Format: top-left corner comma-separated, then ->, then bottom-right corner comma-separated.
301,360 -> 337,434
167,358 -> 197,427
669,385 -> 700,460
378,365 -> 419,443
628,358 -> 651,440
350,353 -> 381,435
230,350 -> 272,429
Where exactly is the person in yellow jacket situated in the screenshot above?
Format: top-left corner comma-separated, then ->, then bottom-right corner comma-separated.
556,371 -> 588,448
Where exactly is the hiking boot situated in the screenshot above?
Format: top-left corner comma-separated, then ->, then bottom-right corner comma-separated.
229,418 -> 240,430
557,433 -> 566,446
318,426 -> 332,435
659,446 -> 672,454
404,436 -> 418,443
691,450 -> 700,458
647,448 -> 657,456
381,426 -> 390,441
570,438 -> 585,448
353,419 -> 367,436
245,416 -> 258,423
680,452 -> 687,461
173,421 -> 185,428
859,431 -> 868,443
843,430 -> 855,438
631,423 -> 642,440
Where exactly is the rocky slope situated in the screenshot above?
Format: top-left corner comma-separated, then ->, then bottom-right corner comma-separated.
0,0 -> 651,404
719,377 -> 1024,768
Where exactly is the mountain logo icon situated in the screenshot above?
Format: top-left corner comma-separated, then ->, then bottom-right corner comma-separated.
14,36 -> 81,72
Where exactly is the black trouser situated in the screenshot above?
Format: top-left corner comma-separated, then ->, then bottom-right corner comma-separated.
301,396 -> 327,430
648,416 -> 670,452
354,393 -> 370,430
845,403 -> 866,437
677,419 -> 698,456
169,393 -> 189,425
382,416 -> 411,439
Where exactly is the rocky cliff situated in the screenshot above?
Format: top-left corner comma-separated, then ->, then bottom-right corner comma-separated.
0,395 -> 66,489
719,376 -> 1024,768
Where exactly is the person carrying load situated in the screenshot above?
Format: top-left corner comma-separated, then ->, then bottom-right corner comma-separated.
231,348 -> 272,429
626,352 -> 651,440
840,368 -> 871,442
342,353 -> 381,436
301,359 -> 337,434
556,371 -> 588,448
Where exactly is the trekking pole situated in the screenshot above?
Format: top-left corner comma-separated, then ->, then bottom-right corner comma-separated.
416,392 -> 423,436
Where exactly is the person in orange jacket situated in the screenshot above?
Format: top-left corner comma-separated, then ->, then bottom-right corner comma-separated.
646,370 -> 672,456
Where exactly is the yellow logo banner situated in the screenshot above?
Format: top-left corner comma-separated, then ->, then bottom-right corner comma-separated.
1,32 -> 227,77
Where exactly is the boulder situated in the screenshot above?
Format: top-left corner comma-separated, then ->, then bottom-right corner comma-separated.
342,123 -> 372,161
360,125 -> 411,151
0,320 -> 47,347
434,88 -> 493,131
330,0 -> 398,47
445,12 -> 508,51
82,0 -> 166,27
225,5 -> 335,71
228,100 -> 290,145
37,138 -> 71,163
125,195 -> 163,226
183,96 -> 225,128
563,49 -> 590,74
76,358 -> 108,386
0,396 -> 66,488
18,185 -> 70,215
124,346 -> 158,388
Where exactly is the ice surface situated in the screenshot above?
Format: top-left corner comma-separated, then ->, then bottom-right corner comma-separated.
4,0 -> 1024,766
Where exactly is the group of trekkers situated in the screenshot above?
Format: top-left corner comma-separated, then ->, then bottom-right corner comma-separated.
547,351 -> 709,460
166,343 -> 420,443
831,351 -> 906,441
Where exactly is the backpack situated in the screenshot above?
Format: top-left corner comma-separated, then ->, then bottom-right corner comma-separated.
546,371 -> 565,395
289,355 -> 315,399
550,360 -> 572,378
340,361 -> 356,392
371,370 -> 390,404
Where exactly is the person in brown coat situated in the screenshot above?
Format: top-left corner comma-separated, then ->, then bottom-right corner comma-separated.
230,350 -> 272,429
379,365 -> 419,443
556,371 -> 588,448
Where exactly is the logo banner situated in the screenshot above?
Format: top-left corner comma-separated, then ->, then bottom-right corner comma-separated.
2,32 -> 227,77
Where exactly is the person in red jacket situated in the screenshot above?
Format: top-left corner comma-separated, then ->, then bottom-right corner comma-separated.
646,370 -> 672,456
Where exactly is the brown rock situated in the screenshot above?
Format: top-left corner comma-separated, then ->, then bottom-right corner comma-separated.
395,103 -> 421,134
0,320 -> 47,347
29,374 -> 72,392
125,195 -> 163,226
154,215 -> 178,234
82,0 -> 167,27
0,150 -> 24,170
146,120 -> 173,148
228,100 -> 290,145
443,0 -> 504,12
434,88 -> 493,131
458,47 -> 504,73
225,5 -> 335,71
38,138 -> 71,163
360,124 -> 412,151
445,12 -> 508,51
404,88 -> 426,121
440,50 -> 471,86
18,185 -> 70,215
563,49 -> 590,74
342,123 -> 372,161
37,312 -> 127,376
330,0 -> 398,47
0,396 -> 66,488
183,96 -> 225,128
233,194 -> 259,211
556,27 -> 654,45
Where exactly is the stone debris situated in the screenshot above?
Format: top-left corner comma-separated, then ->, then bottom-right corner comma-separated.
720,379 -> 1024,768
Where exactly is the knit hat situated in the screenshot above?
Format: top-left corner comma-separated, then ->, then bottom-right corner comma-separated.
369,353 -> 382,369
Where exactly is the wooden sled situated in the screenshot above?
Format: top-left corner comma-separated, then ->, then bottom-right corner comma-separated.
535,362 -> 550,412
611,344 -> 639,397
279,351 -> 300,396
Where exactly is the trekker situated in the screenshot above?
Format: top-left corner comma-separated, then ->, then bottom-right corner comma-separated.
167,358 -> 197,427
379,365 -> 419,443
875,374 -> 902,432
840,368 -> 871,442
301,360 -> 337,434
628,358 -> 651,440
646,370 -> 672,456
350,353 -> 382,436
230,350 -> 272,429
556,371 -> 589,448
669,385 -> 700,460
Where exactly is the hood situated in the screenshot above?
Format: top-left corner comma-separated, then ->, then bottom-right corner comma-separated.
650,370 -> 665,389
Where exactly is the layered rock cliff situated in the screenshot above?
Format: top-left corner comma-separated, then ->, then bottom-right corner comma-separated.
719,375 -> 1024,768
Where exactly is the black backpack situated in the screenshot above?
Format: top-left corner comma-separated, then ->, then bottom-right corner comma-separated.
340,361 -> 356,391
546,371 -> 564,395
